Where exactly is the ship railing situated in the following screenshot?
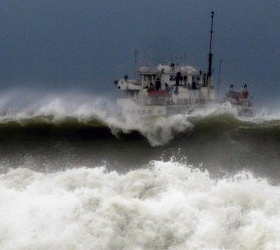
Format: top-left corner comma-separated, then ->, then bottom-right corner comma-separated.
139,96 -> 168,106
240,98 -> 253,107
133,96 -> 208,106
225,97 -> 253,107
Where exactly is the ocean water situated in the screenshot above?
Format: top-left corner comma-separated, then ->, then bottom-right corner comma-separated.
0,92 -> 280,249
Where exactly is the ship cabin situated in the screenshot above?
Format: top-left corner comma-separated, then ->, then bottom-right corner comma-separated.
138,63 -> 205,91
115,63 -> 215,107
114,12 -> 218,116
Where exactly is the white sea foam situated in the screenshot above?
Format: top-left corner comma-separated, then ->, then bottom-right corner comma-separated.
0,90 -> 277,146
0,90 -> 242,146
0,161 -> 279,250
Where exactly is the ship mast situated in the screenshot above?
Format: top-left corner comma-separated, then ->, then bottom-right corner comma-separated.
207,11 -> 214,86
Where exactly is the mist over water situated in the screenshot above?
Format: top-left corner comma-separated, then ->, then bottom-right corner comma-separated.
0,90 -> 280,249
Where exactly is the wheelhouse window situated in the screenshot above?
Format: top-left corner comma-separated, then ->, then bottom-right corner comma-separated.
169,76 -> 175,81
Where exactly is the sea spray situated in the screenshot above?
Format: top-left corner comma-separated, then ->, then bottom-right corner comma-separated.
0,161 -> 279,250
0,91 -> 280,149
0,91 -> 250,146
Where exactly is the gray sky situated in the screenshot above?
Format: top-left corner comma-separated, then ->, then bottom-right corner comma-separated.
0,0 -> 279,104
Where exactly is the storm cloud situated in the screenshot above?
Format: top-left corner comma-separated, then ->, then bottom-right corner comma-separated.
0,0 -> 279,104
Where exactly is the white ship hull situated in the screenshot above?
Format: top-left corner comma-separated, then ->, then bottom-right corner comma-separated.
117,98 -> 216,117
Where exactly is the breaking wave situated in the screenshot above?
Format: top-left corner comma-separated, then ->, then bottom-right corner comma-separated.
0,106 -> 280,147
1,91 -> 280,249
0,90 -> 279,146
0,160 -> 279,250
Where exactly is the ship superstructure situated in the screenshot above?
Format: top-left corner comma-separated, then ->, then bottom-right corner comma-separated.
114,12 -> 253,117
223,84 -> 254,116
115,63 -> 215,116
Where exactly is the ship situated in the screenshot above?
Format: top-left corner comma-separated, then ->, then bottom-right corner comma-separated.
114,12 -> 253,117
223,84 -> 254,117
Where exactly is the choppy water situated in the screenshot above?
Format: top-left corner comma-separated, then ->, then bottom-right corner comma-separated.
1,162 -> 280,250
0,92 -> 280,249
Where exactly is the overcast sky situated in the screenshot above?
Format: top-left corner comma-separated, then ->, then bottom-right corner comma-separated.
0,0 -> 279,104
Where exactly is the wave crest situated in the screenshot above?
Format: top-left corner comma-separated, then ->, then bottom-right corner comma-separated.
0,91 -> 280,146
